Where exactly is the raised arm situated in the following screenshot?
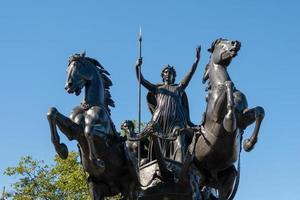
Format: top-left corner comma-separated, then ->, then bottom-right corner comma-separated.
135,58 -> 156,92
180,46 -> 201,90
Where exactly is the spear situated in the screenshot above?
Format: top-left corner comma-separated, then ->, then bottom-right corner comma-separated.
138,27 -> 142,167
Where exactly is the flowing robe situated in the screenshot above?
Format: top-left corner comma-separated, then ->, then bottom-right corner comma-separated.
147,84 -> 192,159
136,59 -> 198,162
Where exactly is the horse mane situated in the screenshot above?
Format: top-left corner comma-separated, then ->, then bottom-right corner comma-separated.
87,57 -> 115,114
69,53 -> 115,114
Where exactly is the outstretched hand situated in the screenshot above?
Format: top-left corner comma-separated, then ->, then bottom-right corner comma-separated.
196,46 -> 201,61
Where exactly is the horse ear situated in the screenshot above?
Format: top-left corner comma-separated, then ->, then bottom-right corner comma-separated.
208,39 -> 218,52
81,51 -> 86,57
216,38 -> 223,45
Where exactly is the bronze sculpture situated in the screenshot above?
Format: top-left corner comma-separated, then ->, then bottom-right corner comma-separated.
46,38 -> 264,200
190,39 -> 265,200
47,53 -> 138,200
135,46 -> 200,162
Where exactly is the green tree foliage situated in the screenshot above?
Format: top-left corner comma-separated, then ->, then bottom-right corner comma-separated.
3,120 -> 146,200
3,152 -> 120,200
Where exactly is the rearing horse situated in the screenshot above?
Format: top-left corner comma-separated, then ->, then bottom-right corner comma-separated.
47,53 -> 138,200
192,39 -> 265,200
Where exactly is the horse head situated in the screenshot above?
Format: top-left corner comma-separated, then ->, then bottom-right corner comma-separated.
208,38 -> 241,66
65,52 -> 114,112
65,52 -> 105,96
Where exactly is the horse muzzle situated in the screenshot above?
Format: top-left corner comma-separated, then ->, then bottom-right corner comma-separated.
65,85 -> 82,96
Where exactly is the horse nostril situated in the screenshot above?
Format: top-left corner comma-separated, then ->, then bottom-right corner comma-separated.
236,41 -> 241,49
65,82 -> 72,90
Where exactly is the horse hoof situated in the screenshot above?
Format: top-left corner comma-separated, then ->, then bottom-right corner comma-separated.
256,106 -> 265,118
243,139 -> 254,152
56,143 -> 69,159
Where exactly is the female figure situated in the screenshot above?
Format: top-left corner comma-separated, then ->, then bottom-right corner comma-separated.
135,46 -> 201,162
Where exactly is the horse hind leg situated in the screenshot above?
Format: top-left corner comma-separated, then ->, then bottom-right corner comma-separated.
223,81 -> 237,133
88,178 -> 109,200
189,171 -> 202,200
127,182 -> 138,200
217,166 -> 237,200
84,125 -> 106,171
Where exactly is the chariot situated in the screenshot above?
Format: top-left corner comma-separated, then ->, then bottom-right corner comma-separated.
47,38 -> 264,200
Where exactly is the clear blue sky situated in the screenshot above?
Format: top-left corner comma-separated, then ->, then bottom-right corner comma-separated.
0,1 -> 299,199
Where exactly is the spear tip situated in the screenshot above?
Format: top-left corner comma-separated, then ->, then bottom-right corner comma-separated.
139,26 -> 142,41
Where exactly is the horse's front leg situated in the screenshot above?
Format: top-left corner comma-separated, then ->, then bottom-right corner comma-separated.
47,107 -> 83,159
223,81 -> 237,133
241,106 -> 265,152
